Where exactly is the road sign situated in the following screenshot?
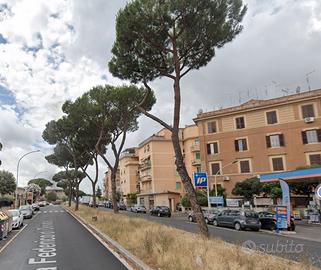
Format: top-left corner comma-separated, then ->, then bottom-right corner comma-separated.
208,196 -> 224,205
276,205 -> 288,229
193,172 -> 208,187
226,198 -> 240,207
315,184 -> 321,200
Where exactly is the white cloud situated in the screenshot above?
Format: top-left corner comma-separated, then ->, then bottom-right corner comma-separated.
0,0 -> 321,194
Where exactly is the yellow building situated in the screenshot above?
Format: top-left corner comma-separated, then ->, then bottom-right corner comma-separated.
103,169 -> 120,200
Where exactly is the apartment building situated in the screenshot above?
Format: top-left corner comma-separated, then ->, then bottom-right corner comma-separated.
194,88 -> 321,196
136,125 -> 200,211
118,148 -> 139,205
103,169 -> 120,200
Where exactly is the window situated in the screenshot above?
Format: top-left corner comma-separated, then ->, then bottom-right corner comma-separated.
196,166 -> 201,172
266,111 -> 278,124
194,138 -> 200,145
235,138 -> 248,151
235,117 -> 245,129
207,121 -> 217,133
266,134 -> 284,148
302,129 -> 321,144
211,163 -> 220,175
302,104 -> 315,118
272,157 -> 284,171
176,182 -> 182,190
195,152 -> 200,160
240,160 -> 250,173
207,142 -> 218,155
309,154 -> 321,165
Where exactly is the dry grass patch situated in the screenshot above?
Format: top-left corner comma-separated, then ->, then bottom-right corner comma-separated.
70,205 -> 315,270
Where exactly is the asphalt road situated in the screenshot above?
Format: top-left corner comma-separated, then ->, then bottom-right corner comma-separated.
101,207 -> 321,267
0,205 -> 128,270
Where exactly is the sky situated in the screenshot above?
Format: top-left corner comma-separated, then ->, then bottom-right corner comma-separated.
0,0 -> 321,194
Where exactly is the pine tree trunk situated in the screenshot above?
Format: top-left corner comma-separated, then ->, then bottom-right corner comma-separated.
75,183 -> 79,211
92,182 -> 96,208
111,169 -> 119,214
68,182 -> 72,207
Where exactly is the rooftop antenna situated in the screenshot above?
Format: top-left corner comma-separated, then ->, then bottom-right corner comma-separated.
306,70 -> 315,91
281,88 -> 289,96
238,92 -> 242,104
296,86 -> 301,94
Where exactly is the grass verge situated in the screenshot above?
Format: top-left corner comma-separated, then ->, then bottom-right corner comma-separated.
68,205 -> 315,270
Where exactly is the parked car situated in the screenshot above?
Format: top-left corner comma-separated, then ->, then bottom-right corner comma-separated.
118,202 -> 127,211
8,209 -> 24,229
19,205 -> 33,219
150,206 -> 171,217
213,209 -> 261,231
188,209 -> 220,224
104,200 -> 113,208
38,201 -> 47,207
130,204 -> 147,213
32,203 -> 40,211
176,203 -> 183,211
258,211 -> 295,231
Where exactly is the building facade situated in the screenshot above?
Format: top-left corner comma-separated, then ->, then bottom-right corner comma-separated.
103,169 -> 120,200
194,89 -> 321,195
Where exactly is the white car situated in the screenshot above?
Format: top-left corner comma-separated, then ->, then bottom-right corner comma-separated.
130,204 -> 147,213
8,209 -> 24,229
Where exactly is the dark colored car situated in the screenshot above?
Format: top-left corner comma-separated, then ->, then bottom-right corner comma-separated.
258,211 -> 295,231
150,206 -> 171,217
213,209 -> 261,231
32,203 -> 40,211
188,209 -> 220,224
118,203 -> 127,211
104,201 -> 113,208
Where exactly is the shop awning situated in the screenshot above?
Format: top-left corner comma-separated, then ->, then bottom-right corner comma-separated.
258,167 -> 321,182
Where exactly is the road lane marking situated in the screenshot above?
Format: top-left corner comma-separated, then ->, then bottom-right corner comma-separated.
60,211 -> 64,213
0,224 -> 28,254
44,211 -> 47,213
28,220 -> 57,268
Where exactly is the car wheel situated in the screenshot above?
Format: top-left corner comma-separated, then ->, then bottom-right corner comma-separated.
168,215 -> 171,218
213,219 -> 218,226
234,222 -> 241,231
157,212 -> 161,217
188,216 -> 193,222
205,218 -> 209,224
252,228 -> 260,232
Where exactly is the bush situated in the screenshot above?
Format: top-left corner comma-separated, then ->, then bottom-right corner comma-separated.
181,190 -> 208,207
46,192 -> 57,202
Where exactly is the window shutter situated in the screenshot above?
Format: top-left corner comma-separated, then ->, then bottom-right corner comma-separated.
207,144 -> 211,154
213,142 -> 218,154
302,131 -> 307,144
279,134 -> 285,146
243,139 -> 248,150
266,136 -> 271,148
317,129 -> 321,142
234,140 -> 239,151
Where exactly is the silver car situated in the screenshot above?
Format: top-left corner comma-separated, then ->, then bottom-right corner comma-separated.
131,204 -> 146,213
8,209 -> 24,229
19,205 -> 33,219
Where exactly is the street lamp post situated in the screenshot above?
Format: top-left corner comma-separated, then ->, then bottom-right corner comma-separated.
214,160 -> 238,197
16,150 -> 40,207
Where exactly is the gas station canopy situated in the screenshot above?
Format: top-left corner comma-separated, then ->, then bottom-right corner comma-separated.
258,167 -> 321,182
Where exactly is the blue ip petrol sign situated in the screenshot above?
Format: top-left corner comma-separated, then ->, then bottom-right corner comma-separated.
193,172 -> 208,187
316,184 -> 321,200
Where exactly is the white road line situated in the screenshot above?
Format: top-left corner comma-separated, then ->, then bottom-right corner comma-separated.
55,211 -> 59,213
60,211 -> 64,213
49,211 -> 53,213
44,211 -> 47,213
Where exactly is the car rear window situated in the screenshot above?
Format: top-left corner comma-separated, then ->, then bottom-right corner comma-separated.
245,211 -> 258,218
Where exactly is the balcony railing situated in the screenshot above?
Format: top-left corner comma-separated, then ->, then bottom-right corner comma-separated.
192,159 -> 201,166
139,174 -> 152,182
190,144 -> 200,152
138,160 -> 151,171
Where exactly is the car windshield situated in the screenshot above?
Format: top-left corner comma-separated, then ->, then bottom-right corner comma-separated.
20,205 -> 30,210
160,206 -> 169,210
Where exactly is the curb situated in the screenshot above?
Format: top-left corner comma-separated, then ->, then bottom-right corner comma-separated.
65,207 -> 153,270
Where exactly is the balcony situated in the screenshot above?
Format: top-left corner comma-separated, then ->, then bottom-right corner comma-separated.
139,174 -> 152,182
192,159 -> 201,166
138,160 -> 151,171
190,144 -> 200,152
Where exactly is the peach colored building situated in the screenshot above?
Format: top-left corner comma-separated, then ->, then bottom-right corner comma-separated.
103,169 -> 120,200
194,88 -> 321,196
136,126 -> 200,211
118,148 -> 139,205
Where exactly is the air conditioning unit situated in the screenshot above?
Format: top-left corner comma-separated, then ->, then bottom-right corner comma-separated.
304,117 -> 315,123
224,176 -> 230,181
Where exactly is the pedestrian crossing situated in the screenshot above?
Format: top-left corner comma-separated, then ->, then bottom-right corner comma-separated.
39,210 -> 66,213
